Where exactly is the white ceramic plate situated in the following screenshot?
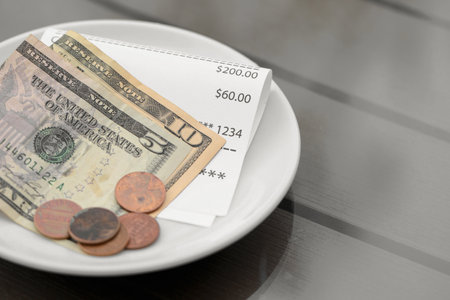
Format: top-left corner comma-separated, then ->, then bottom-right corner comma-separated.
0,20 -> 300,276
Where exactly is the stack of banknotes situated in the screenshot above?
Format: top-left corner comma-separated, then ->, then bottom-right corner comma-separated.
0,29 -> 272,247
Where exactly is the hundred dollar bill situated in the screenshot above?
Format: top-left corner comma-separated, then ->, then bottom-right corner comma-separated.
0,35 -> 194,249
50,31 -> 226,215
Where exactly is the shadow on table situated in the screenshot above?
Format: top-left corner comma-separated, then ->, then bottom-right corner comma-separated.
0,203 -> 294,300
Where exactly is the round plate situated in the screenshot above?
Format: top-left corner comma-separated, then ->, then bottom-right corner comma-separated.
0,20 -> 300,276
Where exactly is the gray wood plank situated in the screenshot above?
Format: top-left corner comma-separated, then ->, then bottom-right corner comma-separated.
380,0 -> 450,26
278,75 -> 450,265
250,210 -> 450,300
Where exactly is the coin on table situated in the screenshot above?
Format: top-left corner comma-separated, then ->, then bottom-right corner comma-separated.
79,223 -> 129,256
119,213 -> 160,249
69,207 -> 120,244
34,199 -> 82,239
115,172 -> 166,213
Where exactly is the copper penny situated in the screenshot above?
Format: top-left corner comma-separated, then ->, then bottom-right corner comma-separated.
69,207 -> 120,244
34,199 -> 82,239
79,223 -> 129,256
115,172 -> 166,213
119,213 -> 160,249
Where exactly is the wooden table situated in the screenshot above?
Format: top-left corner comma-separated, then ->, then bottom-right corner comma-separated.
1,0 -> 450,298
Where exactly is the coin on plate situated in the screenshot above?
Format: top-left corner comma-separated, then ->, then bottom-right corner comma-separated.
119,213 -> 160,249
79,223 -> 129,256
34,199 -> 82,239
69,207 -> 120,244
115,172 -> 166,213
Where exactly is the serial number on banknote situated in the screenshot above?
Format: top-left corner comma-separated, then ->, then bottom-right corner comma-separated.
0,139 -> 64,190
